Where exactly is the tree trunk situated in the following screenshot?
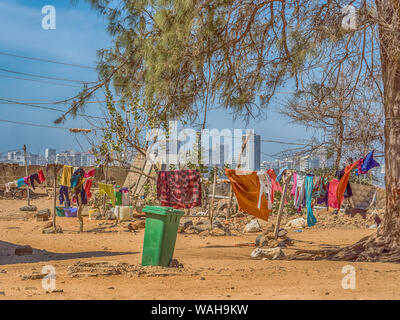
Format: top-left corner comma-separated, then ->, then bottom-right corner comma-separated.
292,1 -> 400,262
376,0 -> 400,244
327,0 -> 400,262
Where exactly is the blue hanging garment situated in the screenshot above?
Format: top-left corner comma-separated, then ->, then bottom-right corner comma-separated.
305,175 -> 317,227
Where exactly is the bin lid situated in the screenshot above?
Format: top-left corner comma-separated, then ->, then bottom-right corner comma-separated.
142,205 -> 184,216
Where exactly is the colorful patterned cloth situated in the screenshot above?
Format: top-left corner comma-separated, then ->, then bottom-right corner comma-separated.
157,169 -> 202,209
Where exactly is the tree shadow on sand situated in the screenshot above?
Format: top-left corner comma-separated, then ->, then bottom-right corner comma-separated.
0,240 -> 139,266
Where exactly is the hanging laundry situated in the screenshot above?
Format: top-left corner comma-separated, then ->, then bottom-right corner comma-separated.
23,176 -> 30,186
294,173 -> 306,211
71,168 -> 85,189
257,171 -> 273,210
225,169 -> 271,221
328,179 -> 343,209
72,187 -> 87,206
84,168 -> 95,178
60,165 -> 74,187
157,169 -> 202,209
305,175 -> 317,227
17,178 -> 26,188
291,172 -> 297,197
336,160 -> 360,208
266,169 -> 282,193
38,169 -> 45,183
99,183 -> 116,206
84,179 -> 93,199
358,150 -> 380,174
4,181 -> 17,192
59,186 -> 71,207
29,173 -> 41,190
276,167 -> 289,184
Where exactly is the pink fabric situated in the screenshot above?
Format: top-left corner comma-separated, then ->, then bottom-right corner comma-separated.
23,176 -> 30,186
328,179 -> 343,209
266,169 -> 282,193
291,172 -> 297,196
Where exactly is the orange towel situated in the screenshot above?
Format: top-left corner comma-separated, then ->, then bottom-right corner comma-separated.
225,169 -> 271,221
336,160 -> 360,208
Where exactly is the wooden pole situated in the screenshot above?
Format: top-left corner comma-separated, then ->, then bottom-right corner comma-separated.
23,144 -> 30,206
226,133 -> 253,218
274,173 -> 291,239
209,166 -> 217,230
103,155 -> 109,220
78,205 -> 83,232
53,165 -> 57,228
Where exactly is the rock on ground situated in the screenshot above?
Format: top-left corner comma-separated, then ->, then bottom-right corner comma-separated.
244,219 -> 261,233
250,247 -> 285,260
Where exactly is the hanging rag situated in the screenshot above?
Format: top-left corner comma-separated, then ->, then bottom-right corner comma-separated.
99,183 -> 116,206
328,179 -> 343,209
59,186 -> 71,207
84,179 -> 93,199
157,169 -> 202,209
257,171 -> 273,210
276,167 -> 289,184
305,175 -> 317,227
291,172 -> 297,196
23,176 -> 30,186
266,169 -> 282,193
358,150 -> 380,174
84,169 -> 95,178
38,169 -> 45,183
225,169 -> 271,221
17,178 -> 26,188
72,186 -> 87,206
336,160 -> 360,208
71,168 -> 85,189
5,181 -> 17,192
60,165 -> 73,187
29,173 -> 41,190
295,173 -> 306,210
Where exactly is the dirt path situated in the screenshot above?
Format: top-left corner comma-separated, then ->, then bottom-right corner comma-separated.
0,198 -> 399,300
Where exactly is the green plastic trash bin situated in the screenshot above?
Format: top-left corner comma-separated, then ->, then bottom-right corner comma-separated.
141,205 -> 184,267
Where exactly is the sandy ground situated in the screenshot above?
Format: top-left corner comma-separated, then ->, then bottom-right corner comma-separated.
0,197 -> 399,300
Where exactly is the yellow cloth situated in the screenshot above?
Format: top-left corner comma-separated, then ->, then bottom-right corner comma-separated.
98,183 -> 116,206
225,169 -> 271,222
60,165 -> 73,187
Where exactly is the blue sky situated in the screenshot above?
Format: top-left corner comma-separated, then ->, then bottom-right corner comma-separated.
0,0 -> 312,160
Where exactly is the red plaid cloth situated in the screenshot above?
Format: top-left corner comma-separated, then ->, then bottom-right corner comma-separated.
157,169 -> 202,209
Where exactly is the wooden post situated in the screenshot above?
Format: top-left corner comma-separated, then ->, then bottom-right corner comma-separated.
23,144 -> 30,206
78,205 -> 83,232
53,165 -> 57,228
274,173 -> 291,239
209,166 -> 217,230
226,133 -> 253,218
103,155 -> 109,220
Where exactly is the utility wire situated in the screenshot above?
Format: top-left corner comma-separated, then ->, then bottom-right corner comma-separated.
0,74 -> 82,88
0,98 -> 106,120
0,67 -> 97,84
0,51 -> 96,70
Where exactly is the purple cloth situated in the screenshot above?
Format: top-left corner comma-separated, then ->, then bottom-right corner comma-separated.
359,150 -> 380,174
59,186 -> 70,207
